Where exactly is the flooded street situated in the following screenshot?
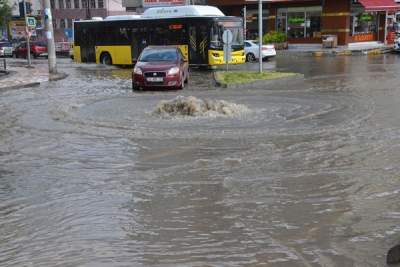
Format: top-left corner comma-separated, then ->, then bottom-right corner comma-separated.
1,54 -> 400,266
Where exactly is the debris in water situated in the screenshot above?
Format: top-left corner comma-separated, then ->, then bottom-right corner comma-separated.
154,96 -> 251,117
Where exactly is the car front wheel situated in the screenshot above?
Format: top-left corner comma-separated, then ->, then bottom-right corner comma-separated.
12,52 -> 18,58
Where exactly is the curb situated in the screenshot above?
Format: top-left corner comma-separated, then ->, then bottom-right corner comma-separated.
311,47 -> 393,57
214,72 -> 305,89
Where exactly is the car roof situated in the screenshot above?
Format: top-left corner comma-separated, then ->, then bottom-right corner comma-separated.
144,46 -> 178,50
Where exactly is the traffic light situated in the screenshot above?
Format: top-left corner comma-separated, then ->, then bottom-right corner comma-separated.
19,1 -> 24,18
25,2 -> 33,15
18,1 -> 33,17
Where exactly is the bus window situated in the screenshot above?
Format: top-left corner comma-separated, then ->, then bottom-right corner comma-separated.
116,27 -> 130,45
96,27 -> 114,45
167,24 -> 187,45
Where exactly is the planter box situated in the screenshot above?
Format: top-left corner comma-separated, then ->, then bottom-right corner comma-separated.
270,42 -> 289,50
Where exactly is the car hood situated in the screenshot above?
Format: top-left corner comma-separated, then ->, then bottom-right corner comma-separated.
136,61 -> 179,71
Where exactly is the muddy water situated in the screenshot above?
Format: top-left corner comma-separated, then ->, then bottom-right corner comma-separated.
1,55 -> 400,266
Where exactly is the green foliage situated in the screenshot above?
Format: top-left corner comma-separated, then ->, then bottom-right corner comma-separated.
262,31 -> 287,44
0,0 -> 13,29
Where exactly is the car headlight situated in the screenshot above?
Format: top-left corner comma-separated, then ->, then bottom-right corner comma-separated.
168,67 -> 179,75
133,67 -> 142,75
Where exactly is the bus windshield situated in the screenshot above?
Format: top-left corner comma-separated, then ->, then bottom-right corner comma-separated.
211,21 -> 243,48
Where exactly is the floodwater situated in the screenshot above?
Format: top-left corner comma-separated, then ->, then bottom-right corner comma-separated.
1,54 -> 400,267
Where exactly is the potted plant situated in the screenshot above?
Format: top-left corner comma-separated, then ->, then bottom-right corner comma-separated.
262,31 -> 288,50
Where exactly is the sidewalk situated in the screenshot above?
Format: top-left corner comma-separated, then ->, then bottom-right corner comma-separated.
281,41 -> 394,57
0,64 -> 67,91
0,42 -> 395,91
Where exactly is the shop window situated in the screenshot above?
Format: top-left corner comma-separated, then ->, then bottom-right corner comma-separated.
278,7 -> 322,38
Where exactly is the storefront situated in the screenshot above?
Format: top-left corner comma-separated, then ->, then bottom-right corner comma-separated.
207,0 -> 400,46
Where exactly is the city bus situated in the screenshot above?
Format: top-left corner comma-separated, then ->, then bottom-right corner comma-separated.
72,5 -> 245,67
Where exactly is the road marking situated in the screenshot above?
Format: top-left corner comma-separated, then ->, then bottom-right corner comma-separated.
285,106 -> 342,123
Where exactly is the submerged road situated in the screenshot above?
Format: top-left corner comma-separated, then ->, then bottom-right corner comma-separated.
1,54 -> 400,266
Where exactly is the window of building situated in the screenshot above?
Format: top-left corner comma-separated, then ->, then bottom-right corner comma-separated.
67,19 -> 73,28
277,6 -> 322,38
98,0 -> 103,8
60,19 -> 66,29
350,9 -> 378,39
82,0 -> 87,8
52,19 -> 57,29
90,0 -> 96,8
50,0 -> 55,9
74,0 -> 79,8
59,0 -> 64,9
66,0 -> 71,8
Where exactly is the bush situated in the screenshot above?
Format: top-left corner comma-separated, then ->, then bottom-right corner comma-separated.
262,31 -> 287,43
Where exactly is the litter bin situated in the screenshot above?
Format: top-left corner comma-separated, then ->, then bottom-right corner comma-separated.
322,35 -> 338,48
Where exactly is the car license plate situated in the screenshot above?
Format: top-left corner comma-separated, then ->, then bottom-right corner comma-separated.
147,77 -> 163,82
42,53 -> 48,56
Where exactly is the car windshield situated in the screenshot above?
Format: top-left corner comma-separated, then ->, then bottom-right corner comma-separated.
139,49 -> 177,62
0,43 -> 12,47
35,42 -> 47,47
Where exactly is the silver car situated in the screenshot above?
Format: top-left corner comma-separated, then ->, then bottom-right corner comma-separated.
0,42 -> 14,57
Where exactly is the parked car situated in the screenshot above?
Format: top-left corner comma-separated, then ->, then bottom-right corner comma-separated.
131,46 -> 189,90
0,42 -> 14,57
12,41 -> 48,59
244,40 -> 276,62
55,42 -> 70,52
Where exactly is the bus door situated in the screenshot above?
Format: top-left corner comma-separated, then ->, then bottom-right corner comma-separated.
131,28 -> 140,59
80,28 -> 95,62
132,27 -> 148,59
189,25 -> 209,66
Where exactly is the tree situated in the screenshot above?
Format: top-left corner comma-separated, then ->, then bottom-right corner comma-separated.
0,0 -> 13,29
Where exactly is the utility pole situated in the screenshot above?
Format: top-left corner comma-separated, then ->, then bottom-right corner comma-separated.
43,0 -> 57,73
22,0 -> 32,67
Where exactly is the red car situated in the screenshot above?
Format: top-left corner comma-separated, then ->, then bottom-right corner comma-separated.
132,46 -> 189,90
12,41 -> 48,59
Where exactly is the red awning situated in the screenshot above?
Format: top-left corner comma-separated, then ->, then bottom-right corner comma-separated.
357,0 -> 400,11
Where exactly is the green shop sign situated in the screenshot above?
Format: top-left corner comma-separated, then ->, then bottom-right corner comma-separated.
360,15 -> 373,21
288,17 -> 305,23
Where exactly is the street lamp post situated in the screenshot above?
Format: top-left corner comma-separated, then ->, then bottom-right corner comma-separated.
245,0 -> 273,73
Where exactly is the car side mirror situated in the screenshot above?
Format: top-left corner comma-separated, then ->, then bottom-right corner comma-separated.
181,58 -> 188,62
132,58 -> 137,63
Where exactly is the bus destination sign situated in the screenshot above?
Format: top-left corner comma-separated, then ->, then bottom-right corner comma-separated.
143,0 -> 184,7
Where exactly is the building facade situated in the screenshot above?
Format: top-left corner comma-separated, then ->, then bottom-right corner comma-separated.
3,0 -> 136,42
208,0 -> 400,46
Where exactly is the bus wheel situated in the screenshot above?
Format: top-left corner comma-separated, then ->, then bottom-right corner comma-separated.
101,53 -> 112,66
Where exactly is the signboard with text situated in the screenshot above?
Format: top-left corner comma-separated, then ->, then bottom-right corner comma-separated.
142,0 -> 184,7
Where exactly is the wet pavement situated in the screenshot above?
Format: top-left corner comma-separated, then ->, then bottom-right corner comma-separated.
1,51 -> 400,267
0,42 -> 395,90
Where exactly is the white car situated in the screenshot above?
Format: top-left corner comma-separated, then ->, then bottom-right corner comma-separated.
244,40 -> 276,62
394,36 -> 400,52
